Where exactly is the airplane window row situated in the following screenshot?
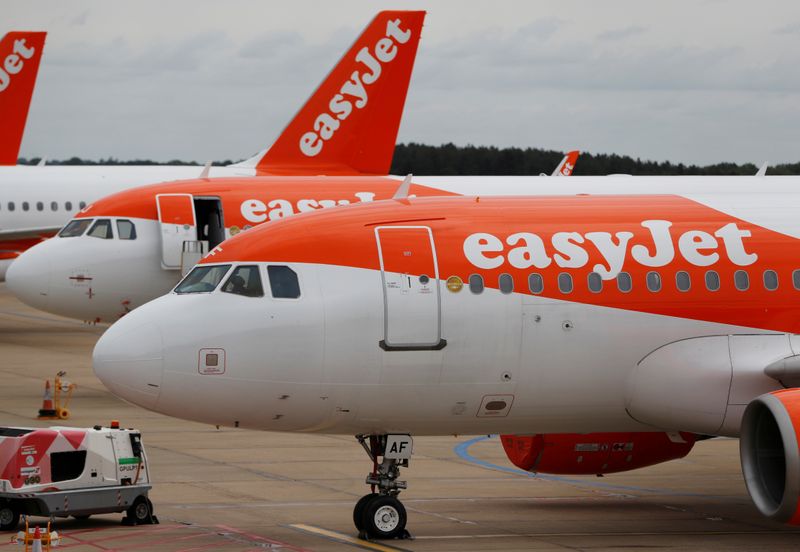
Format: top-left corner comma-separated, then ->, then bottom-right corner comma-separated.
58,218 -> 137,240
175,264 -> 300,300
2,201 -> 87,212
466,269 -> 795,295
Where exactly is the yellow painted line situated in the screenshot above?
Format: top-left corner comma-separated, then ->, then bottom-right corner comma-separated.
288,524 -> 410,552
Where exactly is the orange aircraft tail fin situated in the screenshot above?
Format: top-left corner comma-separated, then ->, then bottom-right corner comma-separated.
552,150 -> 580,176
0,31 -> 46,165
257,11 -> 425,175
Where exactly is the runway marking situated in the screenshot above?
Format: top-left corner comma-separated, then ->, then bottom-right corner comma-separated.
454,435 -> 714,496
215,524 -> 313,551
289,524 -> 411,552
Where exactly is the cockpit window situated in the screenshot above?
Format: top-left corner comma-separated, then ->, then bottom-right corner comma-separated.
221,265 -> 264,298
175,265 -> 231,294
117,219 -> 137,240
87,219 -> 113,239
59,219 -> 93,238
268,265 -> 300,299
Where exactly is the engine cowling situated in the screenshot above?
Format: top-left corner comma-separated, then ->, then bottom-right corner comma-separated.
500,432 -> 696,475
740,389 -> 800,524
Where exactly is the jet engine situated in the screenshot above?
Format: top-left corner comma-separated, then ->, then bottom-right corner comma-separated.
740,390 -> 800,524
500,432 -> 696,475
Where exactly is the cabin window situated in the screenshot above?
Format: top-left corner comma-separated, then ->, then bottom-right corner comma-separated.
676,271 -> 691,292
705,270 -> 720,291
469,274 -> 484,294
36,201 -> 43,211
587,272 -> 602,293
79,201 -> 87,209
59,219 -> 93,238
793,270 -> 800,290
617,272 -> 632,293
646,271 -> 662,292
116,219 -> 137,240
734,270 -> 749,291
528,273 -> 543,294
222,265 -> 264,298
268,265 -> 301,299
51,450 -> 87,482
65,201 -> 73,211
7,202 -> 14,211
87,219 -> 113,239
558,273 -> 573,294
175,264 -> 232,294
22,201 -> 29,211
50,201 -> 58,211
499,273 -> 514,294
764,270 -> 779,291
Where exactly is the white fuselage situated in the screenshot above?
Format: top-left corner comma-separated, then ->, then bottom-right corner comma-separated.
92,261 -> 783,437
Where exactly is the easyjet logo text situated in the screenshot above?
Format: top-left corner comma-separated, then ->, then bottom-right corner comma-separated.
0,39 -> 36,93
464,221 -> 758,279
299,18 -> 412,157
241,192 -> 376,223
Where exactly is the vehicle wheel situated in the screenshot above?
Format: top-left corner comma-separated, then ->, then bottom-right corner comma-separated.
353,493 -> 377,532
361,495 -> 406,540
127,496 -> 151,524
0,502 -> 19,531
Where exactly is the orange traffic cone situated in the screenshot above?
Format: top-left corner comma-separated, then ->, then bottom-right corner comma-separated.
31,526 -> 43,552
37,380 -> 57,419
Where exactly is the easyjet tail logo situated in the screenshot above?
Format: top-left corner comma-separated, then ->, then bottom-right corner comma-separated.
0,39 -> 36,93
464,221 -> 758,279
299,18 -> 412,157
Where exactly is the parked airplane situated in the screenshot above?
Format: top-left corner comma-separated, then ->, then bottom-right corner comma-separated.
8,152 -> 582,322
90,188 -> 800,537
0,10 -> 425,279
0,31 -> 46,165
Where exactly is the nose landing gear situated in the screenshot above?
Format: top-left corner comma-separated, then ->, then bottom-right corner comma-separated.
354,434 -> 413,540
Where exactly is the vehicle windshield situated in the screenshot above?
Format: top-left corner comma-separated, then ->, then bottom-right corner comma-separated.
174,265 -> 232,294
58,219 -> 93,238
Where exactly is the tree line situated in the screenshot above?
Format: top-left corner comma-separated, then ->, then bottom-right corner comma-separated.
18,143 -> 800,175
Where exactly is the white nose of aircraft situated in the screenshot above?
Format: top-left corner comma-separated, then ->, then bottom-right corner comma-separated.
93,312 -> 164,410
6,240 -> 54,312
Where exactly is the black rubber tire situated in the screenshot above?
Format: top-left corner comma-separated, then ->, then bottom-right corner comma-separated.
0,502 -> 19,532
362,495 -> 407,540
127,496 -> 151,524
353,493 -> 377,532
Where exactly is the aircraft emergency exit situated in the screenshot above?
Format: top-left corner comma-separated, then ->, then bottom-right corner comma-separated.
93,189 -> 800,537
0,11 -> 424,280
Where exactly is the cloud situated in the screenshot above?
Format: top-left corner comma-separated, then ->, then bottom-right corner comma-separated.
596,25 -> 645,41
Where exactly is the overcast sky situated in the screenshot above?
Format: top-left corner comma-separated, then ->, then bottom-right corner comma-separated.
6,0 -> 800,165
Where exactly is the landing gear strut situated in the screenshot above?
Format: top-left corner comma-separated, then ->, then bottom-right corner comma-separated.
353,434 -> 413,540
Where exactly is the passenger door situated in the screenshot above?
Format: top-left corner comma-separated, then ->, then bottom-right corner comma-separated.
375,226 -> 444,350
156,194 -> 197,270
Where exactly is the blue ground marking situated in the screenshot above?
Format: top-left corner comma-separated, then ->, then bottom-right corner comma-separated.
454,434 -> 711,497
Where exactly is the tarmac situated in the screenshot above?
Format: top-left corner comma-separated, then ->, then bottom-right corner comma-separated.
0,282 -> 798,551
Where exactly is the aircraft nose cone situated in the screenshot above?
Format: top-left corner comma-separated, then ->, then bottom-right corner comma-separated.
94,317 -> 164,410
6,245 -> 52,310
